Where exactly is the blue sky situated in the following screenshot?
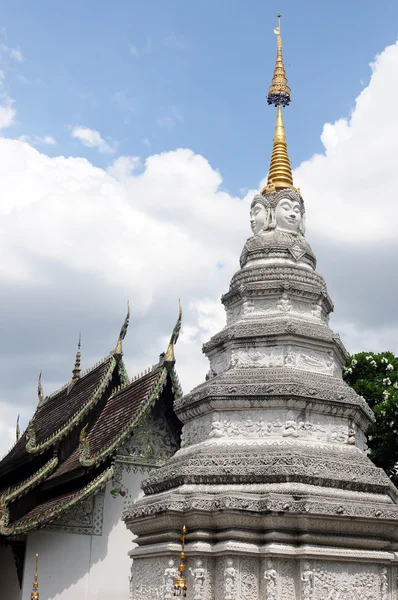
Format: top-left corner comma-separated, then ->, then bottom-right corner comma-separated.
1,0 -> 398,452
2,0 -> 398,195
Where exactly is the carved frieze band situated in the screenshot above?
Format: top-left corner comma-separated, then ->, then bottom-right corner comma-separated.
208,344 -> 338,379
180,409 -> 362,450
129,556 -> 392,600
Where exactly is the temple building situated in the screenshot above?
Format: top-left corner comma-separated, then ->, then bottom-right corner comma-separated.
0,305 -> 183,600
124,16 -> 398,600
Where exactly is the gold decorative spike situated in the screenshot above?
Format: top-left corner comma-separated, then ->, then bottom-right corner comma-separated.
115,301 -> 130,355
262,105 -> 294,193
174,525 -> 188,597
267,13 -> 291,107
37,371 -> 44,404
16,414 -> 21,441
164,300 -> 183,370
72,334 -> 82,381
31,553 -> 39,599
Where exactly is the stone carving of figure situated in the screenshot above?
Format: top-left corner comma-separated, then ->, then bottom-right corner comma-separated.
224,559 -> 237,600
250,194 -> 270,235
284,347 -> 296,367
274,194 -> 304,234
347,421 -> 356,445
164,559 -> 178,599
301,562 -> 314,600
263,559 -> 277,599
325,353 -> 335,375
311,301 -> 322,319
283,410 -> 299,438
243,298 -> 256,315
381,567 -> 388,600
209,420 -> 224,438
189,559 -> 205,599
277,292 -> 291,312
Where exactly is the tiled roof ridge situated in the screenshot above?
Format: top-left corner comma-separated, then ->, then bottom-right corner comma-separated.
79,365 -> 168,468
0,455 -> 58,506
0,432 -> 26,464
0,466 -> 113,536
45,353 -> 114,402
130,362 -> 159,383
26,356 -> 117,455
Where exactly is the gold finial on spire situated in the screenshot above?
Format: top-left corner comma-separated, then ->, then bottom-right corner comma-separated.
30,553 -> 39,599
163,300 -> 182,371
262,13 -> 294,194
174,525 -> 188,597
72,334 -> 81,381
16,414 -> 21,441
37,370 -> 44,404
267,13 -> 291,107
115,301 -> 130,356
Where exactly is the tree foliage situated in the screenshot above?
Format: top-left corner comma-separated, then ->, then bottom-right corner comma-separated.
343,351 -> 398,484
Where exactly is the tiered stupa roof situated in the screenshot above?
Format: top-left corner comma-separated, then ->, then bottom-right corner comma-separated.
124,15 -> 398,600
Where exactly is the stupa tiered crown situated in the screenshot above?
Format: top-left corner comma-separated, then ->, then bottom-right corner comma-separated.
124,15 -> 398,600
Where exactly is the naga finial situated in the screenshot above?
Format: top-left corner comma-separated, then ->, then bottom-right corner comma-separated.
16,414 -> 21,441
115,301 -> 130,356
37,370 -> 45,405
163,300 -> 183,371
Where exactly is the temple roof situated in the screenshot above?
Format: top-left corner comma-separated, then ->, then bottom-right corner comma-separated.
0,306 -> 183,536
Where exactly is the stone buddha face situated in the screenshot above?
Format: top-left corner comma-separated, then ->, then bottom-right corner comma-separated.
275,197 -> 302,232
250,195 -> 269,235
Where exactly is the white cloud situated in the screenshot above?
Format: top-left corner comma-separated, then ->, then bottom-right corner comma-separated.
19,134 -> 56,146
1,41 -> 398,455
71,126 -> 117,153
10,46 -> 23,62
0,94 -> 15,129
292,41 -> 398,244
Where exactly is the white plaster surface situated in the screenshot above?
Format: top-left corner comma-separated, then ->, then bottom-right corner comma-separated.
21,469 -> 144,600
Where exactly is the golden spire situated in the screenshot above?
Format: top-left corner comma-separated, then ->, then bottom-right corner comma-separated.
31,553 -> 39,599
174,525 -> 188,597
267,13 -> 291,107
72,334 -> 81,381
163,300 -> 182,371
16,414 -> 21,441
262,14 -> 294,194
37,370 -> 44,404
115,301 -> 130,356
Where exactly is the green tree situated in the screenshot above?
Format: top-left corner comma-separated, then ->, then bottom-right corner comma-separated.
343,351 -> 398,484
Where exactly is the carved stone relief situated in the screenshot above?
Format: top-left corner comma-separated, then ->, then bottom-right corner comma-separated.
181,409 -> 354,449
164,559 -> 178,599
216,557 -> 238,600
311,561 -> 384,600
263,559 -> 278,599
117,410 -> 179,466
225,292 -> 329,326
208,344 -> 338,377
130,556 -> 166,600
45,491 -> 104,535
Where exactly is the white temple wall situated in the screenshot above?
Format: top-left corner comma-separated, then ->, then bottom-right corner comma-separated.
0,545 -> 21,600
21,468 -> 145,600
